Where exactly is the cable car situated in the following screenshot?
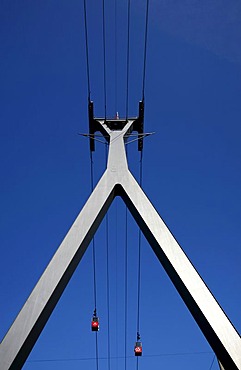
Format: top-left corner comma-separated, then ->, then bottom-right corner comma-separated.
91,316 -> 99,331
134,341 -> 142,356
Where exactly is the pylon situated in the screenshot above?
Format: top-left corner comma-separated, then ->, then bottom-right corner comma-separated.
0,102 -> 240,369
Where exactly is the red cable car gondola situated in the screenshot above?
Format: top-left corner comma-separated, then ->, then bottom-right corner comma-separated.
91,315 -> 99,331
134,341 -> 142,356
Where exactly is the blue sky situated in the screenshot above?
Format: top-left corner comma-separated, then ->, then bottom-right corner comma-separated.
1,1 -> 241,369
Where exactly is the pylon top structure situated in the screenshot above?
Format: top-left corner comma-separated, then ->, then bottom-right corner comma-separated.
0,102 -> 241,370
88,100 -> 144,151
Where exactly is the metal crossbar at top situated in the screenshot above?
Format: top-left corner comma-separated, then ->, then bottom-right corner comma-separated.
0,102 -> 241,369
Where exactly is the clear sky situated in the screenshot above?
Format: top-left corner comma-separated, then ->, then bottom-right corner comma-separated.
1,1 -> 241,369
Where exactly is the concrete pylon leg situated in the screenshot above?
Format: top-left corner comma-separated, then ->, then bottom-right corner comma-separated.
0,117 -> 241,369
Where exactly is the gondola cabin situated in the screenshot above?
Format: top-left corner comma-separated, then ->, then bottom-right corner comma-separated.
134,341 -> 142,356
91,316 -> 99,331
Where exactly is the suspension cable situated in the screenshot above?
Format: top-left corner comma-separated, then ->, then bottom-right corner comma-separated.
136,1 -> 148,346
114,0 -> 118,115
136,151 -> 143,332
85,1 -> 99,367
106,212 -> 111,370
105,145 -> 111,370
90,152 -> 97,308
136,151 -> 143,370
95,332 -> 99,370
142,0 -> 150,102
136,2 -> 148,343
27,350 -> 213,363
124,205 -> 128,370
124,136 -> 130,370
102,0 -> 107,119
92,238 -> 97,308
90,151 -> 99,370
83,0 -> 91,102
115,192 -> 119,370
125,0 -> 131,120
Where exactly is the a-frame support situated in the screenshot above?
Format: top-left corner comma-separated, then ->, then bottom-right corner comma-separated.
0,105 -> 241,369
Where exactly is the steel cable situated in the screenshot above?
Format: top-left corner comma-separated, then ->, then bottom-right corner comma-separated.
136,2 -> 149,356
124,204 -> 128,370
114,0 -> 118,115
85,1 -> 99,367
27,350 -> 213,363
142,0 -> 150,102
125,0 -> 131,120
105,145 -> 111,370
83,0 -> 91,101
137,153 -> 143,333
136,151 -> 143,370
90,152 -> 97,309
102,0 -> 107,119
90,152 -> 99,370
